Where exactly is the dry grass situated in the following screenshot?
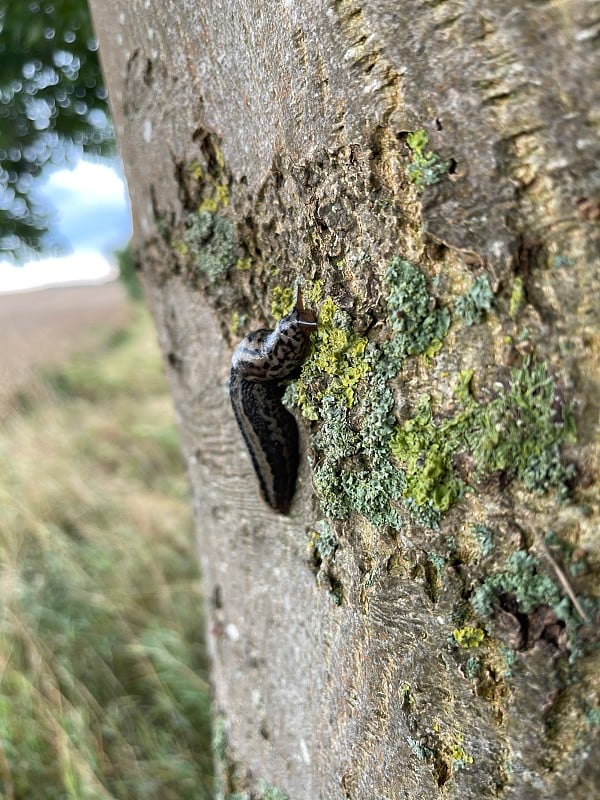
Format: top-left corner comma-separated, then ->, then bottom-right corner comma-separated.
0,307 -> 213,799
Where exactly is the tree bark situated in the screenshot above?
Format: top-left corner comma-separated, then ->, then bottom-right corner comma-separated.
89,2 -> 599,798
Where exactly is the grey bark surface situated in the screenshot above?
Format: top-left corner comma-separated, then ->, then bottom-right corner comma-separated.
89,1 -> 599,798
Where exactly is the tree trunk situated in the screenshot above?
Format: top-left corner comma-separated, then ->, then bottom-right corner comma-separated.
89,2 -> 599,798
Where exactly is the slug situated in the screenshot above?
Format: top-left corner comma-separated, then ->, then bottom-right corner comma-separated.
230,288 -> 317,513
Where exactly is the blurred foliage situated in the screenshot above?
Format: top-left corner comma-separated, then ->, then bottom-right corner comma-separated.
0,0 -> 114,255
0,309 -> 214,798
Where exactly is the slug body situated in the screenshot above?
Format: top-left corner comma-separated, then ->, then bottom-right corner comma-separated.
230,289 -> 317,513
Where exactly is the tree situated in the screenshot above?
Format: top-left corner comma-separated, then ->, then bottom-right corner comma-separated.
89,1 -> 599,797
0,0 -> 113,254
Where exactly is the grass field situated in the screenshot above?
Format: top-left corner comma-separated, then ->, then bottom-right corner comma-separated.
0,306 -> 214,799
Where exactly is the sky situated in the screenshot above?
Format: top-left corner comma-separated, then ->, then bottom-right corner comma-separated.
0,158 -> 132,293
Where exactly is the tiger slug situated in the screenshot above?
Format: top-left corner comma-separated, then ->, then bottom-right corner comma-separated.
229,288 -> 317,513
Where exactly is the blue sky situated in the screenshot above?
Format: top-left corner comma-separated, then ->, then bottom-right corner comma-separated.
0,158 -> 132,293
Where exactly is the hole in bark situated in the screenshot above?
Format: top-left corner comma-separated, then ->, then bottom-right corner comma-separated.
167,351 -> 182,370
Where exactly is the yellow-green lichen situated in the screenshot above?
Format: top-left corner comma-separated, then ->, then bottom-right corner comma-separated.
187,160 -> 203,181
406,129 -> 449,188
451,736 -> 474,769
293,296 -> 371,418
270,285 -> 295,319
235,256 -> 252,272
453,626 -> 486,649
198,184 -> 229,213
172,239 -> 190,258
230,311 -> 244,336
509,276 -> 524,319
198,197 -> 219,213
305,279 -> 324,305
391,395 -> 464,513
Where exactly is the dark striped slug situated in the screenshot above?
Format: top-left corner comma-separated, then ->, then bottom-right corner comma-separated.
229,288 -> 317,513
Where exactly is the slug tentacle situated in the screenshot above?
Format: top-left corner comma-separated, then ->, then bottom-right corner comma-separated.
229,288 -> 317,513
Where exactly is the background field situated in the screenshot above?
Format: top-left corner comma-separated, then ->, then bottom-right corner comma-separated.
0,290 -> 213,799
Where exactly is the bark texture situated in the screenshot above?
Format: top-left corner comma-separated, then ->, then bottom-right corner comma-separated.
90,1 -> 599,798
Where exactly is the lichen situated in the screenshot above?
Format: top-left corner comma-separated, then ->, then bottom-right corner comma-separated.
471,524 -> 495,557
390,395 -> 464,513
288,256 -> 573,531
270,285 -> 295,319
450,736 -> 474,770
384,257 -> 451,359
257,782 -> 290,800
308,520 -> 339,561
235,256 -> 252,272
455,275 -> 495,326
509,276 -> 524,319
390,358 -> 576,516
453,626 -> 486,648
406,129 -> 449,188
288,258 -> 450,528
182,210 -> 237,284
471,550 -> 561,618
291,297 -> 372,419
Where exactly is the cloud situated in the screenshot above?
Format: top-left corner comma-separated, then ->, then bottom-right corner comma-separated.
38,158 -> 132,255
0,251 -> 117,293
0,157 -> 132,293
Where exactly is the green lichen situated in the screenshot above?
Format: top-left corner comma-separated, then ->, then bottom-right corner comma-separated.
288,259 -> 574,530
384,258 -> 451,359
406,129 -> 449,188
471,550 -> 561,618
183,210 -> 237,284
471,524 -> 495,557
407,736 -> 433,760
257,782 -> 290,800
464,655 -> 481,679
453,626 -> 486,648
309,520 -> 339,561
391,358 -> 576,516
469,359 -> 576,493
455,275 -> 495,326
390,395 -> 464,513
